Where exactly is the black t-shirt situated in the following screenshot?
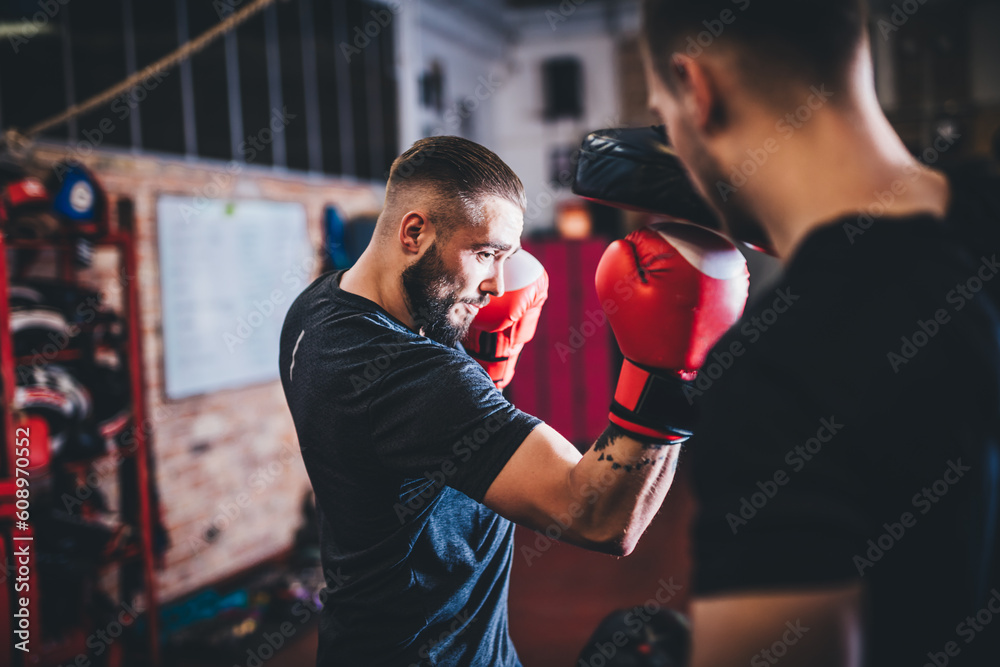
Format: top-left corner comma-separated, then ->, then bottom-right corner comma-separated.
689,171 -> 1000,665
278,269 -> 541,667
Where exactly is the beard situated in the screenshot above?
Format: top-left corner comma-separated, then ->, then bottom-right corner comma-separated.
400,241 -> 478,347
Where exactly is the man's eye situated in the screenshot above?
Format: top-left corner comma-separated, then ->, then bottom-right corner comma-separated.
477,251 -> 496,261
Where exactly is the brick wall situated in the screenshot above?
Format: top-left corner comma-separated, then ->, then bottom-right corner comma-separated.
29,144 -> 381,602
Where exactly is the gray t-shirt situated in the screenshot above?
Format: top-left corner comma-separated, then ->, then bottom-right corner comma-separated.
279,269 -> 541,666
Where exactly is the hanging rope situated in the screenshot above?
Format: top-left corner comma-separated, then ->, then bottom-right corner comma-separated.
3,0 -> 277,150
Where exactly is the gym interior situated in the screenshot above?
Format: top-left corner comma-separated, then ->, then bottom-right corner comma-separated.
0,1 -> 998,666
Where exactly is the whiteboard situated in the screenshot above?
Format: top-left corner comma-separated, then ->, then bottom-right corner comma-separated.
157,196 -> 314,399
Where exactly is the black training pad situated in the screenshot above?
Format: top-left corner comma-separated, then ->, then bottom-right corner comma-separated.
573,126 -> 723,231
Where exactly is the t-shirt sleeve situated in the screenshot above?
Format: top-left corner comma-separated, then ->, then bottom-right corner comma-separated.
689,350 -> 869,596
367,342 -> 542,503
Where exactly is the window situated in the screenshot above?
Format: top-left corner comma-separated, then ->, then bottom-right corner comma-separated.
0,0 -> 398,179
542,56 -> 583,121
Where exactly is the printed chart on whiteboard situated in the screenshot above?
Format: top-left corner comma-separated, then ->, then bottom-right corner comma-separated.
157,196 -> 313,399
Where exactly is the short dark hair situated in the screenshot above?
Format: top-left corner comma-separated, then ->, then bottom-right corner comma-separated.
642,0 -> 867,102
384,136 -> 526,238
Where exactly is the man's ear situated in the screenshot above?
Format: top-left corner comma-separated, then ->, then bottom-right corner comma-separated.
398,211 -> 434,255
671,53 -> 722,134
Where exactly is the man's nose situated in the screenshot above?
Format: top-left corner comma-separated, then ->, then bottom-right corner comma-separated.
482,265 -> 505,298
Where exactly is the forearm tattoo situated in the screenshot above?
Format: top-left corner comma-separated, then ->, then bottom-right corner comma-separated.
593,422 -> 674,471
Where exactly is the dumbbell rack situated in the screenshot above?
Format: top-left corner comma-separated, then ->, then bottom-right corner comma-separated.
0,196 -> 160,666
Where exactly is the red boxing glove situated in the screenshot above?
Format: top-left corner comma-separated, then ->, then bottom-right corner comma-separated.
596,221 -> 749,442
463,250 -> 549,389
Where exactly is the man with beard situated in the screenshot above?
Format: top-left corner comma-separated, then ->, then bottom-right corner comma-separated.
278,135 -> 749,665
639,1 -> 1000,666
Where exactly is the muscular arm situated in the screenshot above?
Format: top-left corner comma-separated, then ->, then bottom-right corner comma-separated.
482,422 -> 680,556
690,583 -> 864,667
482,222 -> 747,556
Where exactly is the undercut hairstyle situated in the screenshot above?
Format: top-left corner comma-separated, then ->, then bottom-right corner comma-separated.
380,136 -> 526,241
642,0 -> 867,104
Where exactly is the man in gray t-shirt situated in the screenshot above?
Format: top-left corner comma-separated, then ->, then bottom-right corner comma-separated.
279,135 -> 746,666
